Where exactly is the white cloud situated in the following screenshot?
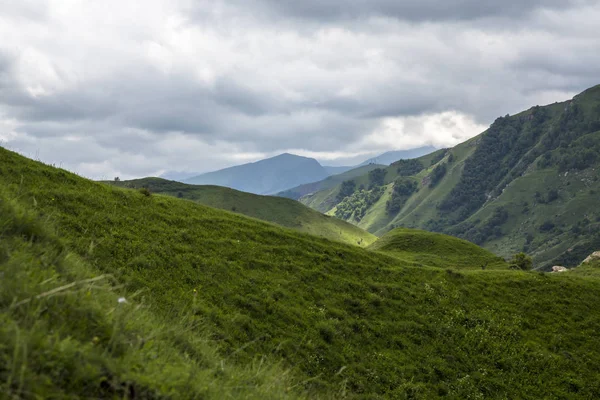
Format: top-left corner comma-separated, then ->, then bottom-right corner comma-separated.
0,0 -> 599,179
357,111 -> 487,151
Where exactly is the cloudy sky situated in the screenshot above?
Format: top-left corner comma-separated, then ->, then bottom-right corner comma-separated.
1,0 -> 599,179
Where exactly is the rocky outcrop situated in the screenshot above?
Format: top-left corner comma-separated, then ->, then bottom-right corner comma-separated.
551,266 -> 568,273
582,251 -> 600,264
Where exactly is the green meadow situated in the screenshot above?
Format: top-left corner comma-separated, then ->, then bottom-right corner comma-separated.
2,145 -> 600,398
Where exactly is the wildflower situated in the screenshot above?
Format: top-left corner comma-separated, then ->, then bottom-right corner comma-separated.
118,297 -> 127,304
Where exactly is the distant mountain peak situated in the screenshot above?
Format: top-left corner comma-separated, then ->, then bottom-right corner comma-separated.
184,152 -> 328,195
359,146 -> 438,166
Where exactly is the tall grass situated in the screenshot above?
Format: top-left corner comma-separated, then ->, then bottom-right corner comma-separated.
0,193 -> 304,399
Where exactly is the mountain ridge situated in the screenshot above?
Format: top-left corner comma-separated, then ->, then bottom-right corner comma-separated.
167,147 -> 438,195
358,146 -> 438,166
300,84 -> 600,269
185,153 -> 329,195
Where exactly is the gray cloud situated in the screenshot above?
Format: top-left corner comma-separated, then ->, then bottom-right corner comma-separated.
238,0 -> 593,22
0,0 -> 599,179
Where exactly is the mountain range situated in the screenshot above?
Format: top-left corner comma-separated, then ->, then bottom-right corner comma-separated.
184,153 -> 329,195
298,84 -> 600,270
169,147 -> 436,195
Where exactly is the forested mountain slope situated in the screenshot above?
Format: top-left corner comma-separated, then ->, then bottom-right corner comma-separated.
301,85 -> 600,269
3,145 -> 600,398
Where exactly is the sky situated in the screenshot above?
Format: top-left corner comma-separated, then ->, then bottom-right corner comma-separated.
1,0 -> 599,179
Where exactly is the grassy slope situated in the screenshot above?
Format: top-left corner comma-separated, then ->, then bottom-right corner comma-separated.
0,190 -> 300,399
108,177 -> 376,247
277,164 -> 385,201
369,228 -> 506,270
3,146 -> 600,398
389,138 -> 477,234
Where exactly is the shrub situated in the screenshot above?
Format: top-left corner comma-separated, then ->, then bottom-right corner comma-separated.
139,188 -> 151,197
336,180 -> 356,202
547,189 -> 559,203
387,179 -> 418,214
429,150 -> 447,166
394,159 -> 424,176
539,220 -> 555,232
335,187 -> 384,221
368,168 -> 387,188
429,164 -> 447,188
510,252 -> 533,270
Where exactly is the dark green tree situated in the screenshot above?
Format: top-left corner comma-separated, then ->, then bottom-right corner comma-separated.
337,180 -> 356,202
386,179 -> 418,214
510,252 -> 533,271
394,159 -> 424,176
368,168 -> 387,188
429,164 -> 447,188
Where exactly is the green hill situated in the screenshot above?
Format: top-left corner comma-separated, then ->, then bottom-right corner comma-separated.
3,146 -> 600,398
301,85 -> 600,270
369,228 -> 506,269
108,177 -> 376,247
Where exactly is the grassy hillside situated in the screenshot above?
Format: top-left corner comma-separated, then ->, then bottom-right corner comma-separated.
303,149 -> 450,231
0,190 -> 300,399
108,177 -> 376,247
302,85 -> 600,269
277,164 -> 384,202
3,146 -> 600,398
369,228 -> 506,269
